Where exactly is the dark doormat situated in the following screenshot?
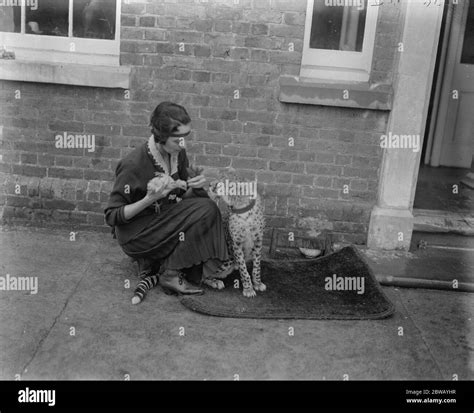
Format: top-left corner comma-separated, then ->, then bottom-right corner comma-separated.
180,246 -> 395,320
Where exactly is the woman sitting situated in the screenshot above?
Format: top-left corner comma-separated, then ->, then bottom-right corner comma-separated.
104,102 -> 229,297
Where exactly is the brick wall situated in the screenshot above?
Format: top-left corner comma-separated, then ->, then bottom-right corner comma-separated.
0,0 -> 403,245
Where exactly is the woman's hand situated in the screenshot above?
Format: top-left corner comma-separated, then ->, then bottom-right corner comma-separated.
187,174 -> 207,189
145,175 -> 173,202
145,186 -> 171,203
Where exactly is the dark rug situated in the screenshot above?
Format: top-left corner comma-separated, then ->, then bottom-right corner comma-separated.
179,246 -> 395,320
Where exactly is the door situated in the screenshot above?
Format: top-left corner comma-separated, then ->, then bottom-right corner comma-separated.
429,0 -> 474,168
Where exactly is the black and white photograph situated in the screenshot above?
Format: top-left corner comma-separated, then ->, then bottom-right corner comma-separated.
0,0 -> 473,409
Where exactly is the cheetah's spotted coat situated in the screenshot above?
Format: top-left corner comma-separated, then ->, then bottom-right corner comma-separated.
205,183 -> 266,298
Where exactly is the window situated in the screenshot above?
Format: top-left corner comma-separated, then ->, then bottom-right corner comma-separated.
0,0 -> 121,66
301,0 -> 379,82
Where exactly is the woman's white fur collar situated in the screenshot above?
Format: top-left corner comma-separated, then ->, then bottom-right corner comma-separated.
147,135 -> 178,176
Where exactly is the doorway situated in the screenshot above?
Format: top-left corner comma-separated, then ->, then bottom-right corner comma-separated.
414,0 -> 474,235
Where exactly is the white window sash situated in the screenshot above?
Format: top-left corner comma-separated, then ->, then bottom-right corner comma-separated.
0,0 -> 121,66
301,0 -> 379,82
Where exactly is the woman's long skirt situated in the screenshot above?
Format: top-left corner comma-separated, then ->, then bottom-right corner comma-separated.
121,197 -> 229,272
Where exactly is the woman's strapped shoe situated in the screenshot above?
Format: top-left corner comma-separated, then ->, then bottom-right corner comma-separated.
159,270 -> 203,295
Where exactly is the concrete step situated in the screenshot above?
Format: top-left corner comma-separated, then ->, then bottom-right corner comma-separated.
413,208 -> 474,236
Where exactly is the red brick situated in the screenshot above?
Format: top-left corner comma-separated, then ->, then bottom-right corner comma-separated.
280,149 -> 298,161
139,16 -> 155,27
87,213 -> 106,226
194,20 -> 213,32
269,50 -> 302,64
222,145 -> 240,156
232,21 -> 250,34
122,3 -> 145,14
54,156 -> 73,167
11,164 -> 47,177
315,176 -> 333,188
264,184 -> 300,197
298,152 -> 315,162
292,174 -> 313,185
232,158 -> 267,170
122,125 -> 150,137
265,217 -> 296,228
83,170 -> 114,181
306,164 -> 342,176
43,199 -> 76,211
195,155 -> 231,167
276,174 -> 292,184
269,161 -> 303,173
49,121 -> 84,133
121,53 -> 144,66
251,23 -> 269,35
316,153 -> 335,164
144,29 -> 166,41
268,24 -> 304,38
77,201 -> 104,213
171,31 -> 203,43
121,15 -> 136,27
283,12 -> 306,25
6,196 -> 33,208
207,120 -> 224,131
257,171 -> 276,183
271,0 -> 306,11
342,167 -> 377,180
20,153 -> 37,165
123,28 -> 144,40
193,71 -> 211,82
204,144 -> 222,155
257,148 -> 280,160
194,45 -> 211,57
200,108 -> 237,120
215,20 -> 232,32
238,111 -> 275,124
47,167 -> 83,180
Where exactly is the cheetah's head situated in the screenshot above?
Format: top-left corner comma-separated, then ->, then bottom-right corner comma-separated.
208,168 -> 258,210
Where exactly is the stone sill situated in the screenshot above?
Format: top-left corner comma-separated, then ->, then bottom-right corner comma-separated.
0,59 -> 131,89
279,76 -> 393,110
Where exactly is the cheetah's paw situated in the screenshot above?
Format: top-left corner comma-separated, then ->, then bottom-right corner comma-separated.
253,282 -> 266,292
203,279 -> 225,290
243,287 -> 257,298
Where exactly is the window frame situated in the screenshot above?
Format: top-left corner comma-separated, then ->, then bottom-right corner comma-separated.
301,0 -> 379,82
0,0 -> 121,66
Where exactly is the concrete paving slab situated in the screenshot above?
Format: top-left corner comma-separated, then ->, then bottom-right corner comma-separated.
0,227 -> 104,380
395,288 -> 474,380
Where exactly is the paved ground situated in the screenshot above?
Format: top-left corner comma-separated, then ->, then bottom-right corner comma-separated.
0,225 -> 473,380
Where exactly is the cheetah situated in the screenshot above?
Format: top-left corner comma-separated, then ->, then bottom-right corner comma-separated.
204,175 -> 266,298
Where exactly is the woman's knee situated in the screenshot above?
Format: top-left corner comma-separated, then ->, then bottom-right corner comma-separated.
195,198 -> 220,218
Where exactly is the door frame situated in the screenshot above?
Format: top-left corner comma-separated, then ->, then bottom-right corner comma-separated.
425,0 -> 470,167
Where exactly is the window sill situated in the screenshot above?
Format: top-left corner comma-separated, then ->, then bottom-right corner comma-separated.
0,59 -> 131,89
279,76 -> 393,110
